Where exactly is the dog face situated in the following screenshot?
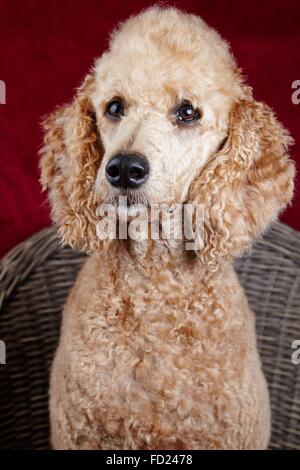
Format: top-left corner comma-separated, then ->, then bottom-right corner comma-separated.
40,7 -> 294,266
92,40 -> 237,209
91,8 -> 246,210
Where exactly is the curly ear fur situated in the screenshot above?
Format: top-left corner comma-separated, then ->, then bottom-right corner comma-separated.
40,74 -> 103,253
189,99 -> 295,270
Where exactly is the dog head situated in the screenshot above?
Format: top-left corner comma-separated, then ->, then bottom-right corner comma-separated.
40,7 -> 294,266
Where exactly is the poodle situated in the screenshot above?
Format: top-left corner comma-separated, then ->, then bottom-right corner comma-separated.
40,6 -> 295,450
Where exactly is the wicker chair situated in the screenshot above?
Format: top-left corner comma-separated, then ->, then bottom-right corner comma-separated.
0,221 -> 300,450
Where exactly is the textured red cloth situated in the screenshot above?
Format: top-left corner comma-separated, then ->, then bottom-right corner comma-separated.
0,0 -> 299,257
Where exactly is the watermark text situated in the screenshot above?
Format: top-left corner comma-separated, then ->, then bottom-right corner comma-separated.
0,80 -> 6,104
292,340 -> 300,365
96,197 -> 204,250
0,340 -> 6,365
291,80 -> 300,105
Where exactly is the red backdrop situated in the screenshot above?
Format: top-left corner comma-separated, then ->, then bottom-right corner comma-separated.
0,0 -> 299,257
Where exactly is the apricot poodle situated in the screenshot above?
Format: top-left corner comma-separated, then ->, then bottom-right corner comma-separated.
40,7 -> 295,449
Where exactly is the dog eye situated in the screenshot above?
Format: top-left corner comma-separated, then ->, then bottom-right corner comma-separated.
175,102 -> 201,124
105,99 -> 124,119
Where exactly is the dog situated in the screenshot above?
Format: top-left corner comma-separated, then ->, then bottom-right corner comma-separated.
40,6 -> 295,449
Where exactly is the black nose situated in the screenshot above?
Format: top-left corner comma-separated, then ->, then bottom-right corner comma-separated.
106,153 -> 149,189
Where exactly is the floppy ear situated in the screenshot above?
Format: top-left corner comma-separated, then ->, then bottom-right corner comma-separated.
40,74 -> 103,252
188,99 -> 295,270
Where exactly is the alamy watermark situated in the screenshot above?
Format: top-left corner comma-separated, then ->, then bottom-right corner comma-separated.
96,197 -> 205,250
291,80 -> 300,105
0,340 -> 6,365
0,80 -> 6,104
292,340 -> 300,365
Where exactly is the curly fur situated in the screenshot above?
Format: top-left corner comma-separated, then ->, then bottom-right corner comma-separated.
41,74 -> 102,253
40,6 -> 295,449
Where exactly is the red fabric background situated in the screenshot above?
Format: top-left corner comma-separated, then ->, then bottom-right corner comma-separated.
0,0 -> 299,257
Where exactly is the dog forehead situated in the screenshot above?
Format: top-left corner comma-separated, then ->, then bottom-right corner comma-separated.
94,52 -> 198,105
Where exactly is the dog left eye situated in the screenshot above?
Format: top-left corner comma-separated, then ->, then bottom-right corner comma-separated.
105,99 -> 124,119
175,102 -> 200,123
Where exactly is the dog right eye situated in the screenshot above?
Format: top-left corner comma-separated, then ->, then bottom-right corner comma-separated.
105,100 -> 124,120
175,101 -> 201,124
